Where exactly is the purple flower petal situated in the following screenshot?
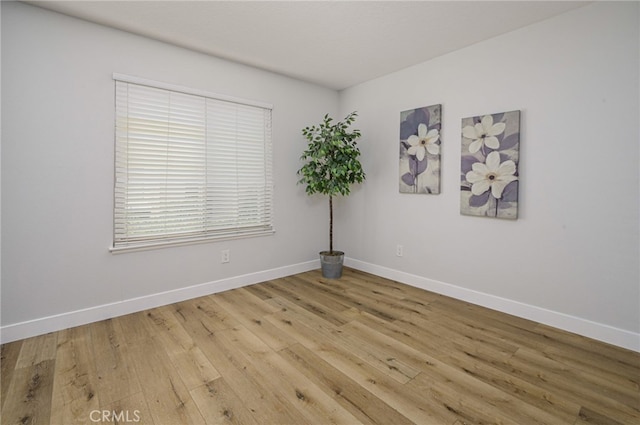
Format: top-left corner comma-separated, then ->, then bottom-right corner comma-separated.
400,108 -> 430,140
501,181 -> 518,202
408,156 -> 417,176
500,133 -> 520,150
421,108 -> 431,128
469,192 -> 490,207
461,155 -> 479,174
409,155 -> 428,176
401,172 -> 415,186
492,112 -> 505,123
400,120 -> 417,140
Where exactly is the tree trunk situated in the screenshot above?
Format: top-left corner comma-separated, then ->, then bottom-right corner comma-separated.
329,195 -> 333,253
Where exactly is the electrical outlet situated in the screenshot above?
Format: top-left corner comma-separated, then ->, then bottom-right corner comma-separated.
396,245 -> 403,257
221,249 -> 230,263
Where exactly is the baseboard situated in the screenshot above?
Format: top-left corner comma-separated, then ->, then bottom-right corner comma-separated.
0,259 -> 319,344
345,258 -> 640,352
4,258 -> 638,352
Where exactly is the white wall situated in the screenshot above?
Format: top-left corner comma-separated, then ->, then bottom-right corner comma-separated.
2,2 -> 639,351
1,2 -> 337,339
338,1 -> 639,349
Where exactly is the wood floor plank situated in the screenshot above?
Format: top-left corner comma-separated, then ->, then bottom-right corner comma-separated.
186,295 -> 241,331
112,311 -> 157,346
410,359 -> 573,425
280,273 -> 400,323
144,386 -> 206,425
539,344 -> 640,400
179,312 -> 310,424
99,391 -> 154,425
144,306 -> 221,390
350,305 -> 513,366
0,340 -> 23,411
322,317 -> 423,384
331,270 -> 416,302
216,325 -> 363,424
215,287 -> 280,316
328,275 -> 430,319
506,346 -> 640,424
535,322 -> 640,378
427,298 -> 544,351
127,336 -> 205,425
171,296 -> 239,335
355,304 -> 569,425
265,303 -> 461,424
14,333 -> 57,369
279,343 -> 415,425
575,406 -> 628,425
306,269 -> 436,304
280,275 -> 355,314
292,319 -> 459,423
190,378 -> 260,425
162,337 -> 221,392
242,282 -> 274,301
90,318 -> 142,407
261,276 -> 352,326
401,308 -> 521,357
264,295 -> 344,348
1,359 -> 55,425
211,289 -> 298,351
536,322 -> 640,364
342,318 -> 583,423
342,315 -> 570,424
49,325 -> 101,425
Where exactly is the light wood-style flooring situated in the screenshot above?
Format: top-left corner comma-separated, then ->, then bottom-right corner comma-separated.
2,268 -> 639,424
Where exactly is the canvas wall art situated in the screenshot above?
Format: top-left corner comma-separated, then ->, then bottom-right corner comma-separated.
399,104 -> 442,194
460,110 -> 520,219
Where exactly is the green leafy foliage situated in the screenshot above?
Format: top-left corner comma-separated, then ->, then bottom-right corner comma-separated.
297,112 -> 365,197
297,112 -> 365,253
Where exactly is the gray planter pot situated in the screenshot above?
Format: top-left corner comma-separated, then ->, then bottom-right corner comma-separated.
319,251 -> 344,279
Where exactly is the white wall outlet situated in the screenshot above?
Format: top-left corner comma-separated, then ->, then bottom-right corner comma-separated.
221,249 -> 230,263
396,245 -> 403,257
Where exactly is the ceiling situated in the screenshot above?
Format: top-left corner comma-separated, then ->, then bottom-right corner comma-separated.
25,1 -> 590,90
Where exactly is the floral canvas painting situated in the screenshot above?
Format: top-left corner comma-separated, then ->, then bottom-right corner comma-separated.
460,110 -> 520,219
399,104 -> 442,194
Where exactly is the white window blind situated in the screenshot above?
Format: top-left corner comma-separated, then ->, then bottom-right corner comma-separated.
113,75 -> 273,252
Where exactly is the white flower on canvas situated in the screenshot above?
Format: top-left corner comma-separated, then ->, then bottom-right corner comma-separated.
462,115 -> 506,154
407,123 -> 440,161
465,151 -> 518,199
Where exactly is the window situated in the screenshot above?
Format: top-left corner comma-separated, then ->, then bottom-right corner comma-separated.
112,74 -> 273,252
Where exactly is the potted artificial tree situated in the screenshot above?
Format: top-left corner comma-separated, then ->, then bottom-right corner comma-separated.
297,111 -> 366,279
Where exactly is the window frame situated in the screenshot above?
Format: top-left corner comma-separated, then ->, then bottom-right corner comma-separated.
110,73 -> 274,253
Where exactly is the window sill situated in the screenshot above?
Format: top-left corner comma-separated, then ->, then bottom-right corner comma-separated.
110,229 -> 275,254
